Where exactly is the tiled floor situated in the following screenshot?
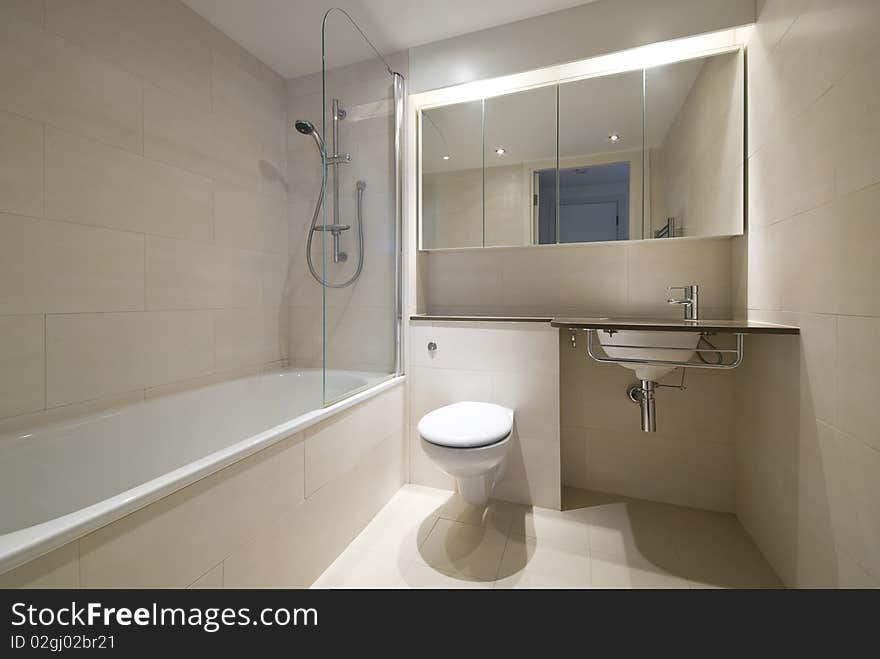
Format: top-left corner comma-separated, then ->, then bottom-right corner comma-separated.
312,485 -> 782,589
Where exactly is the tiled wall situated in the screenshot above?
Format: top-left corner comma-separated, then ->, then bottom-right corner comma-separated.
408,321 -> 560,509
0,383 -> 405,588
561,333 -> 736,512
286,53 -> 407,374
0,0 -> 291,428
732,0 -> 880,587
423,235 -> 733,318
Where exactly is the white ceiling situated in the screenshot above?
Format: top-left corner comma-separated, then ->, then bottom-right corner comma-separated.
182,0 -> 600,79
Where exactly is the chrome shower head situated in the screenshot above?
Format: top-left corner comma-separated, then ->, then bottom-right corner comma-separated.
294,119 -> 324,152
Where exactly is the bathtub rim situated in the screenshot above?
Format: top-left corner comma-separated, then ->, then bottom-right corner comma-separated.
0,373 -> 405,576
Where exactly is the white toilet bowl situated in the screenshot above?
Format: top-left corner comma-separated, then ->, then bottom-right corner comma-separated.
418,401 -> 514,505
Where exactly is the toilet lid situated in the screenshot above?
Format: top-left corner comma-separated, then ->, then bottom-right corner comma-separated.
418,401 -> 514,448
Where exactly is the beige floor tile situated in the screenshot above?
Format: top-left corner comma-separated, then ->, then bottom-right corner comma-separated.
313,545 -> 409,589
591,551 -> 691,589
495,534 -> 591,588
401,562 -> 495,589
414,518 -> 508,581
438,494 -> 518,535
509,505 -> 591,549
309,485 -> 782,590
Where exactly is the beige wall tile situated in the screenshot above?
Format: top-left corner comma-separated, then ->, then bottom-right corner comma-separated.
80,432 -> 304,587
501,244 -> 628,315
0,542 -> 79,588
0,11 -> 142,153
425,249 -> 504,312
0,212 -> 144,314
45,0 -> 213,112
214,308 -> 284,372
626,237 -> 732,317
493,434 -> 561,509
188,563 -> 223,589
0,315 -> 45,419
0,110 -> 43,217
831,40 -> 880,197
304,385 -> 404,496
46,311 -> 215,407
560,425 -> 588,488
0,389 -> 144,437
212,49 -> 286,129
46,312 -> 144,407
46,128 -> 213,240
144,84 -> 262,190
145,236 -> 263,311
214,182 -> 267,252
837,316 -> 880,452
141,310 -> 215,388
585,427 -> 734,512
0,0 -> 45,25
224,431 -> 402,588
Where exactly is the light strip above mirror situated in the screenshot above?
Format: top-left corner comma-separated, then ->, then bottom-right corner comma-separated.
412,26 -> 750,110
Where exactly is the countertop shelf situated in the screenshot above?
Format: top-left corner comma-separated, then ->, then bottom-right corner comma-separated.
410,314 -> 800,335
550,317 -> 800,334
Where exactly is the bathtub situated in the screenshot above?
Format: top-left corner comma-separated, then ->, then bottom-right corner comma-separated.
0,368 -> 400,575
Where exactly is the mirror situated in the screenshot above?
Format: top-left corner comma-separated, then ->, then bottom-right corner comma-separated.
646,51 -> 743,239
555,69 -> 644,244
484,86 -> 557,247
419,48 -> 744,250
421,100 -> 483,249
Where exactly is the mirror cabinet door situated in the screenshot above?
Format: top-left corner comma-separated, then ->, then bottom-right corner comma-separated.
419,48 -> 743,250
421,100 -> 484,249
556,69 -> 645,243
483,85 -> 558,247
645,52 -> 744,239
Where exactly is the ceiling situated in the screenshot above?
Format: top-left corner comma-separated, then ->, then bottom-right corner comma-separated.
182,0 -> 599,79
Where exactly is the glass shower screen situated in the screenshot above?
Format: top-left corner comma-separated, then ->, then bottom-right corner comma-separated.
320,9 -> 403,405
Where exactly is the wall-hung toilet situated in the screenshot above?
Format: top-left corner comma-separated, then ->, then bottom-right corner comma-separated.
418,401 -> 514,505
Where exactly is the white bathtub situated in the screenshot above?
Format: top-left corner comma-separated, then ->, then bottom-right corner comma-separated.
0,368 -> 400,574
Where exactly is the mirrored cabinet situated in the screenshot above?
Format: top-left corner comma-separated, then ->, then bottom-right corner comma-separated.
419,48 -> 744,250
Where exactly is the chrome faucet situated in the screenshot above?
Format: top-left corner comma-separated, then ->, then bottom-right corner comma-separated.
667,284 -> 700,320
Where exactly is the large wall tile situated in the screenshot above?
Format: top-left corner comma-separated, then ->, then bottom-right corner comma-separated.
46,311 -> 215,407
0,12 -> 142,153
304,385 -> 404,496
214,308 -> 285,372
46,128 -> 213,241
224,431 -> 402,588
45,0 -> 213,111
626,237 -> 732,317
141,310 -> 214,388
46,313 -> 145,407
0,315 -> 45,419
145,236 -> 263,311
0,110 -> 43,217
584,427 -> 735,512
837,316 -> 880,452
144,84 -> 262,190
79,433 -> 304,588
0,0 -> 45,25
214,182 -> 268,252
0,213 -> 144,314
212,49 -> 286,129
